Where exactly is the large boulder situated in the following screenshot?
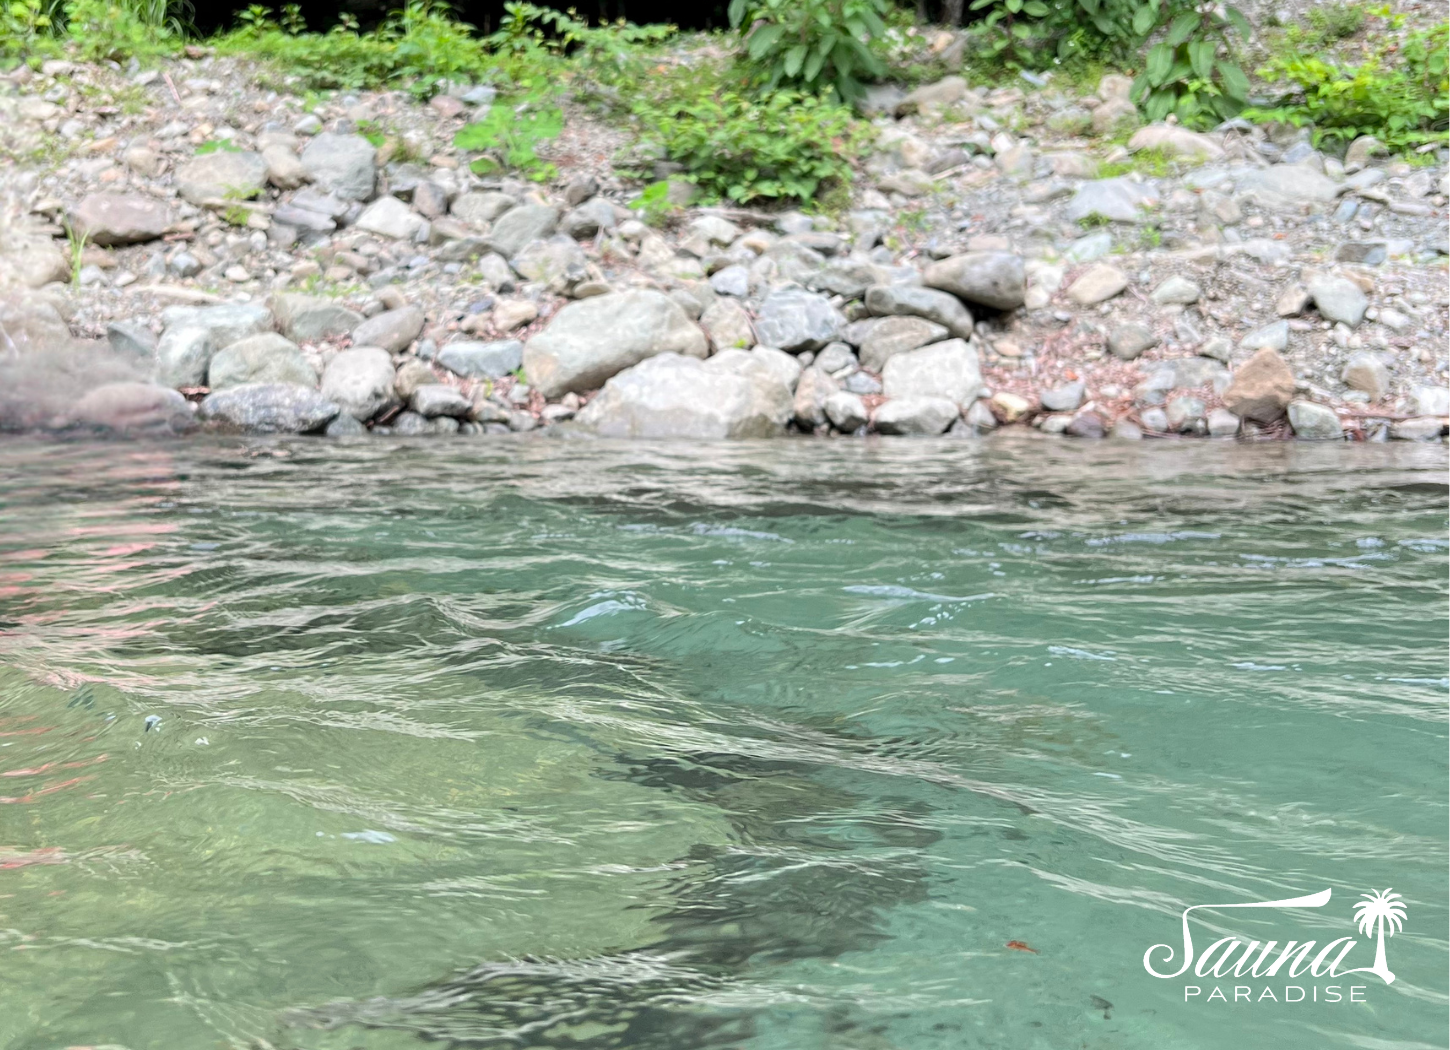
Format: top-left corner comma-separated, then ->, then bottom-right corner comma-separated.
451,191 -> 517,227
488,204 -> 559,258
894,75 -> 967,117
793,366 -> 840,428
1341,351 -> 1390,402
1066,263 -> 1128,306
704,346 -> 801,393
355,196 -> 426,240
873,396 -> 959,436
198,383 -> 340,433
510,235 -> 588,290
321,346 -> 397,420
437,339 -> 524,378
863,283 -> 974,339
700,297 -> 755,353
271,294 -> 363,342
71,382 -> 194,434
156,327 -> 215,388
859,316 -> 949,372
207,333 -> 317,390
1231,164 -> 1339,209
411,384 -> 472,418
261,143 -> 309,189
753,287 -> 844,353
881,339 -> 982,406
1064,178 -> 1159,224
1287,399 -> 1343,440
1222,348 -> 1295,423
299,133 -> 376,201
825,390 -> 869,432
161,303 -> 274,349
174,149 -> 268,205
1306,274 -> 1368,328
351,307 -> 424,353
923,252 -> 1025,310
68,193 -> 173,246
576,353 -> 790,439
523,290 -> 707,398
1127,124 -> 1224,162
0,241 -> 69,289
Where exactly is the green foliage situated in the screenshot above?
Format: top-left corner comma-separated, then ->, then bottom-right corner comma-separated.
1245,12 -> 1448,153
728,0 -> 890,102
1,0 -> 190,61
627,180 -> 681,226
482,2 -> 674,87
630,78 -> 864,203
215,1 -> 494,95
0,0 -> 60,57
964,0 -> 1161,71
1304,1 -> 1366,43
195,139 -> 242,154
960,0 -> 1250,126
453,84 -> 563,180
1129,4 -> 1252,127
65,226 -> 88,284
354,119 -> 387,147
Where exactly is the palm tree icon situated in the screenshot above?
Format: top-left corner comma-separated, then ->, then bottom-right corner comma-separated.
1353,889 -> 1407,984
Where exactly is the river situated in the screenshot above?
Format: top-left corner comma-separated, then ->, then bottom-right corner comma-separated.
1,434 -> 1445,1049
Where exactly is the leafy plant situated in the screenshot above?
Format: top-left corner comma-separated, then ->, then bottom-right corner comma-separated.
65,226 -> 88,283
354,120 -> 387,148
214,1 -> 494,96
1304,1 -> 1366,43
627,180 -> 681,226
453,84 -> 563,180
1245,15 -> 1448,153
728,0 -> 890,101
1129,3 -> 1252,126
0,0 -> 61,58
55,0 -> 188,60
631,81 -> 864,203
483,1 -> 674,89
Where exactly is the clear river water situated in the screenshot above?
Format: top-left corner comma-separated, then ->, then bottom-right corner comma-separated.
0,435 -> 1445,1050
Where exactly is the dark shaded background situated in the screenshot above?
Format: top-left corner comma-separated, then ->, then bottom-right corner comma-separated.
197,0 -> 738,33
195,0 -> 952,36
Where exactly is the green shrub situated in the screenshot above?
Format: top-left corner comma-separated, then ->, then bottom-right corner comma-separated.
1,0 -> 187,61
214,1 -> 494,95
728,0 -> 890,102
453,82 -> 563,180
1305,1 -> 1366,43
631,79 -> 865,203
1129,5 -> 1253,126
627,180 -> 683,226
1245,16 -> 1449,153
959,0 -> 1252,127
0,0 -> 61,59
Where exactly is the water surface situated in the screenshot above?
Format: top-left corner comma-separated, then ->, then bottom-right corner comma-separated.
1,435 -> 1445,1049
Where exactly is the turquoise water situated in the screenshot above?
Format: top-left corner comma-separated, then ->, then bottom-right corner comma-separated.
0,435 -> 1445,1050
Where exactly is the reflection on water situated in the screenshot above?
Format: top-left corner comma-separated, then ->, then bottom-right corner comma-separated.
0,435 -> 1445,1050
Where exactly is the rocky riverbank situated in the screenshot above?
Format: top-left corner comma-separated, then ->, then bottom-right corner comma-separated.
1,54 -> 1446,442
